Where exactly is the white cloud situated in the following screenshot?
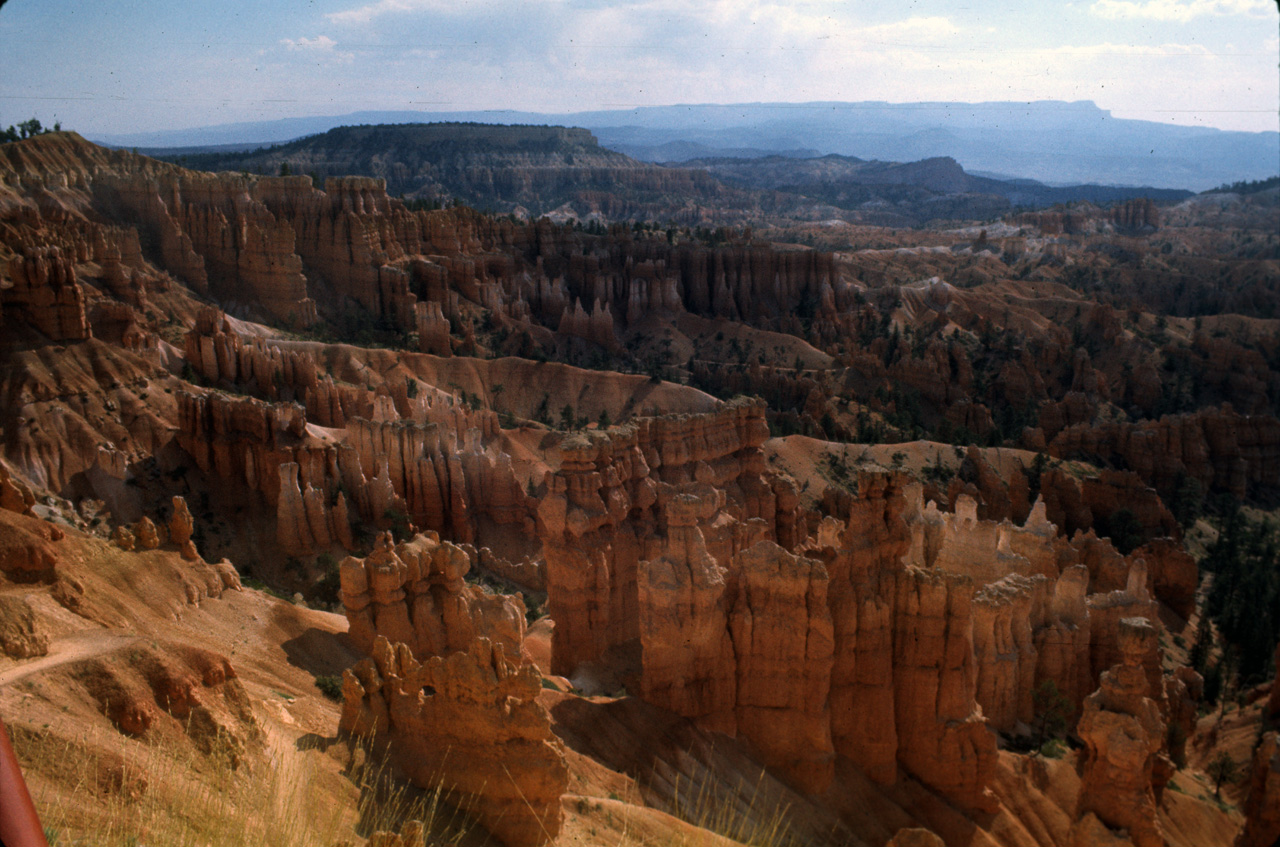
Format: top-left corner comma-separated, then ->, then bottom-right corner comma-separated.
326,0 -> 519,25
282,35 -> 339,51
1089,0 -> 1272,21
858,15 -> 962,45
280,35 -> 354,63
204,2 -> 1280,133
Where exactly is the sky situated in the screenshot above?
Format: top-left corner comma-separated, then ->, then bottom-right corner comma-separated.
0,0 -> 1276,137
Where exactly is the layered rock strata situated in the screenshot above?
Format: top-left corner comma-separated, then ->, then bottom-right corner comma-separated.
175,376 -> 527,556
99,172 -> 316,326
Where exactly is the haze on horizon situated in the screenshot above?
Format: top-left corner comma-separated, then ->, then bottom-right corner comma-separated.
1,0 -> 1277,139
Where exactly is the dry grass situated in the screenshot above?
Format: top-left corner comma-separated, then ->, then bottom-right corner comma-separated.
669,771 -> 799,847
12,724 -> 470,847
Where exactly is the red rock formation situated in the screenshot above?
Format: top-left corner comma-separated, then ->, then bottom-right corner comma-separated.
258,176 -> 421,327
78,640 -> 259,757
557,298 -> 620,350
1237,731 -> 1280,847
904,491 -> 1111,727
0,509 -> 62,581
127,173 -> 316,326
636,492 -> 737,733
112,524 -> 136,551
175,391 -> 335,532
93,173 -> 210,293
537,398 -> 783,676
972,574 -> 1046,733
1270,645 -> 1280,718
1049,406 -> 1280,502
1074,617 -> 1168,847
1164,666 -> 1201,768
5,246 -> 91,340
174,359 -> 526,557
729,540 -> 835,794
893,566 -> 999,813
134,516 -> 159,550
474,546 -> 545,593
276,461 -> 353,556
914,494 -> 1060,584
1130,538 -> 1198,619
0,594 -> 48,658
536,400 -> 859,794
1085,561 -> 1161,697
414,300 -> 452,356
184,308 -> 320,396
1071,530 -> 1134,595
0,464 -> 36,516
340,636 -> 567,847
339,532 -> 525,661
817,471 -> 913,786
1039,466 -> 1178,545
1034,564 -> 1094,714
90,224 -> 152,307
169,496 -> 194,547
1110,198 -> 1159,232
253,178 -> 842,349
88,300 -> 149,349
886,830 -> 945,847
339,413 -> 525,545
0,340 -> 173,494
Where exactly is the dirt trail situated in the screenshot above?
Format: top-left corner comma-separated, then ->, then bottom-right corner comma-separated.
0,632 -> 142,688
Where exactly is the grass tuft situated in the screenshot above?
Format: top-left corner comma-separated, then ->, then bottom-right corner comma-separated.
669,770 -> 800,847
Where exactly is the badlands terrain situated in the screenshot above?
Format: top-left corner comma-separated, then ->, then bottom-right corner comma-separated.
0,127 -> 1277,847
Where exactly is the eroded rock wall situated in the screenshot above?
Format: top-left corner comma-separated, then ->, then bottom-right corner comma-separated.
5,246 -> 91,340
892,566 -> 999,813
339,532 -> 525,661
1074,617 -> 1169,847
537,397 -> 784,677
549,441 -> 1182,812
1049,407 -> 1280,501
174,356 -> 529,556
340,636 -> 566,847
99,172 -> 316,326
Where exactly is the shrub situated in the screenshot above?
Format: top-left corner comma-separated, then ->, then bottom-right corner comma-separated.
314,675 -> 344,702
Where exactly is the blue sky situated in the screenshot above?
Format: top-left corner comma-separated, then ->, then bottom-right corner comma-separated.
1,0 -> 1276,135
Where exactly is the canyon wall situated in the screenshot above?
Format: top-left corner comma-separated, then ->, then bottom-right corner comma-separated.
537,427 -> 1182,813
171,316 -> 534,557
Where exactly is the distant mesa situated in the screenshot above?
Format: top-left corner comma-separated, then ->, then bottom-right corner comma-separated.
147,121 -> 1194,228
95,99 -> 1280,191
